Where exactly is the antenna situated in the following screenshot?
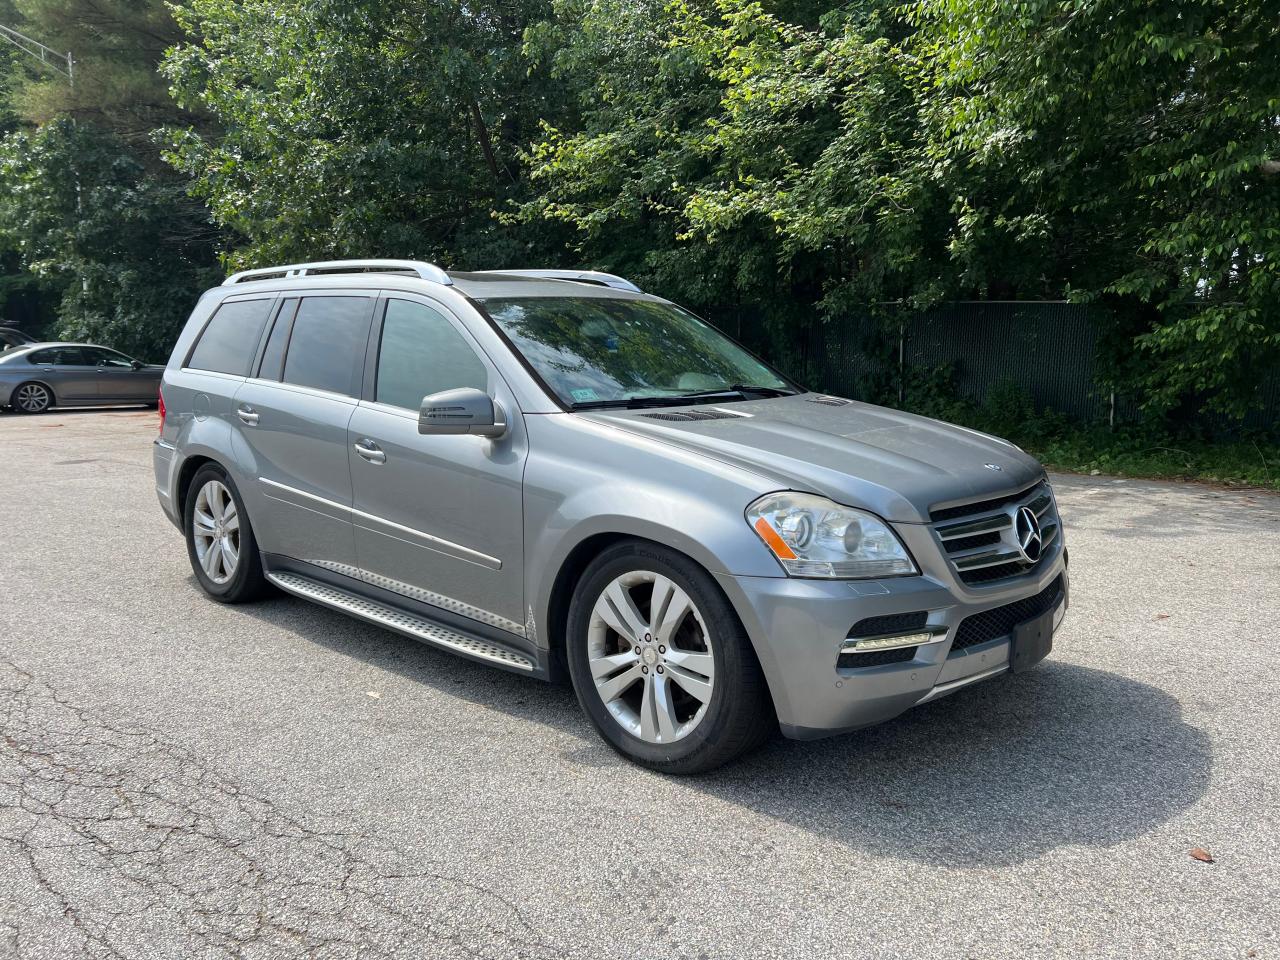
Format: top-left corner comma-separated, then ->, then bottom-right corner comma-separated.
0,24 -> 74,86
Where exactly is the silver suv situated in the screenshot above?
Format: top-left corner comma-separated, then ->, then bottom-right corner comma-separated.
155,260 -> 1068,772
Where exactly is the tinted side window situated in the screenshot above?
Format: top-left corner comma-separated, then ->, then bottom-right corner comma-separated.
188,298 -> 273,376
282,296 -> 372,396
30,347 -> 87,365
375,299 -> 489,410
83,347 -> 133,368
257,297 -> 298,381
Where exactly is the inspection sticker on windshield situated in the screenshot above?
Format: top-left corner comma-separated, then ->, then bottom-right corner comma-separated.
571,388 -> 600,403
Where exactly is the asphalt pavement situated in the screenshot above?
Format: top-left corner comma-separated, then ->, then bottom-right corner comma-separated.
1,409 -> 1276,959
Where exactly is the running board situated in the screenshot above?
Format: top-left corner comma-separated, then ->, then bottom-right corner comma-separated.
266,570 -> 536,673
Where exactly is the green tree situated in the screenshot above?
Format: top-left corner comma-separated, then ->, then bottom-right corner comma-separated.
163,0 -> 560,270
910,0 -> 1280,417
0,119 -> 219,358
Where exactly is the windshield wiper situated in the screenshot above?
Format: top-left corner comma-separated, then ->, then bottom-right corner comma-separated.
570,385 -> 797,411
569,396 -> 704,411
673,384 -> 797,401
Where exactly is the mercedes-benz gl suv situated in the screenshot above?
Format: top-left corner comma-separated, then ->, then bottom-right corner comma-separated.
154,260 -> 1068,773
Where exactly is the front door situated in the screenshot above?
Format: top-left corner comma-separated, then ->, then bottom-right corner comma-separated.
347,294 -> 528,637
82,346 -> 148,401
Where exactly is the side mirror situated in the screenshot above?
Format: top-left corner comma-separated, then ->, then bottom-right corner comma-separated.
131,360 -> 144,371
418,387 -> 507,439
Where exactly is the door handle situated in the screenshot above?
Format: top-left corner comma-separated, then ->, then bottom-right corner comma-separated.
353,439 -> 386,464
236,404 -> 260,426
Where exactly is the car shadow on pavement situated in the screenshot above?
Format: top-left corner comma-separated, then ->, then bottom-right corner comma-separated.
237,590 -> 1212,869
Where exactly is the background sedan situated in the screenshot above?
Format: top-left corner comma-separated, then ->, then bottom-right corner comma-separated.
0,342 -> 163,413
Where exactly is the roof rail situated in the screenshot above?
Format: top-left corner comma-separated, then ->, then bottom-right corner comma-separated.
479,269 -> 642,293
223,259 -> 453,287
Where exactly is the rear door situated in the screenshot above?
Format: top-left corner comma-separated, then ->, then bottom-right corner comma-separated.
233,292 -> 376,569
346,293 -> 528,635
28,346 -> 99,402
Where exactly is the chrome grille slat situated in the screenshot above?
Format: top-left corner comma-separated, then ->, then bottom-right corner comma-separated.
953,549 -> 1026,571
936,515 -> 1013,540
931,481 -> 1061,587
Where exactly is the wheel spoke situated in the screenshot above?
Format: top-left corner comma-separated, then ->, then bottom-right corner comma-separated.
640,673 -> 679,741
596,581 -> 649,643
596,663 -> 645,702
219,537 -> 238,573
653,580 -> 692,646
193,508 -> 217,535
220,497 -> 236,522
665,662 -> 713,704
201,540 -> 222,577
663,647 -> 713,678
222,512 -> 240,534
589,649 -> 640,680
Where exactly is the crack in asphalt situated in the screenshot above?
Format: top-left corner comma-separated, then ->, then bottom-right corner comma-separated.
0,658 -> 562,959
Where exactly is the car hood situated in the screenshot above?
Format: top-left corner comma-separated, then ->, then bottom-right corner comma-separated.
583,394 -> 1044,524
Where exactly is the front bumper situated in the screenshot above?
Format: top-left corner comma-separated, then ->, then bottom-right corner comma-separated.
716,550 -> 1068,740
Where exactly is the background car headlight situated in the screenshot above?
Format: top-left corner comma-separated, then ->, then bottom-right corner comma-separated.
746,492 -> 918,579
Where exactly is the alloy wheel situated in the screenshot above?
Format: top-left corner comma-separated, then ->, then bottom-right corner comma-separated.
15,383 -> 51,413
191,479 -> 240,585
587,570 -> 715,743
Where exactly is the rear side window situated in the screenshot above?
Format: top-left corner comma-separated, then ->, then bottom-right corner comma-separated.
30,347 -> 88,365
188,298 -> 273,376
257,298 -> 298,381
375,299 -> 489,410
281,296 -> 372,396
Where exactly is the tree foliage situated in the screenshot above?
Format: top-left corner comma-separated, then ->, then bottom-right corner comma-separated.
525,0 -> 1280,416
162,0 -> 560,270
0,120 -> 219,357
0,0 -> 1275,419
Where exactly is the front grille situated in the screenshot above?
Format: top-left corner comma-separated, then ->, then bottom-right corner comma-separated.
838,646 -> 917,669
931,481 -> 1060,587
951,575 -> 1064,652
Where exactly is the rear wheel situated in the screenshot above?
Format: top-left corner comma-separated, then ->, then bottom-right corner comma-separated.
183,464 -> 269,603
566,540 -> 774,773
12,382 -> 52,414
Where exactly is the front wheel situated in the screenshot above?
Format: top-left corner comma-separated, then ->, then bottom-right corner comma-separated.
183,464 -> 269,603
566,541 -> 774,774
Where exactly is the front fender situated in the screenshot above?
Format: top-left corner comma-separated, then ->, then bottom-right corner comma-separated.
522,414 -> 785,653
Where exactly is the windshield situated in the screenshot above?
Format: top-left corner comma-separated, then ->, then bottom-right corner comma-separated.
481,297 -> 793,407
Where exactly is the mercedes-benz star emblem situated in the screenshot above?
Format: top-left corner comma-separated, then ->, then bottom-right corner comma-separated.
1014,505 -> 1043,564
984,463 -> 1003,471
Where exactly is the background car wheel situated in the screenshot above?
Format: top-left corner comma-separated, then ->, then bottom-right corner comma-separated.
183,464 -> 270,603
566,540 -> 774,774
12,381 -> 53,414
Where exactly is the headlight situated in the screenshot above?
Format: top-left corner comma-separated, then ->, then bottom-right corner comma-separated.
746,492 -> 917,579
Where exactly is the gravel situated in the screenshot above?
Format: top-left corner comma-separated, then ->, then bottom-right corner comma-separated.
1,408 -> 1277,959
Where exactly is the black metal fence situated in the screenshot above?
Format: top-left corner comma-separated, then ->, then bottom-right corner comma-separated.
728,301 -> 1280,433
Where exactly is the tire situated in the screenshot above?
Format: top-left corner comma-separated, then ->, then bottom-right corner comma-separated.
183,464 -> 270,604
12,381 -> 53,414
566,540 -> 774,774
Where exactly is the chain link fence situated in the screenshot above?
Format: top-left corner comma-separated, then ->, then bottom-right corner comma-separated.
727,301 -> 1279,434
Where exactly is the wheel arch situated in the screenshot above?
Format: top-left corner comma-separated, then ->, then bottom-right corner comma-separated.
541,529 -> 779,714
11,378 -> 58,410
174,454 -> 219,528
